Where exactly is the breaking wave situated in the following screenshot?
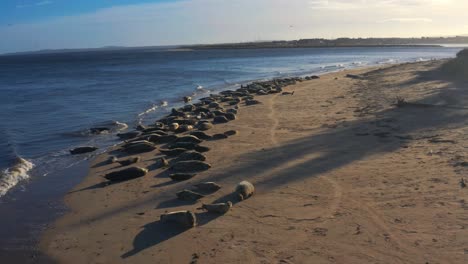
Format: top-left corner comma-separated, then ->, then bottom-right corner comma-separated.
0,157 -> 35,197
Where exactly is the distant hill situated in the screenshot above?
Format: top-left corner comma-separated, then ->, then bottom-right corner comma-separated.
3,36 -> 468,56
187,36 -> 468,50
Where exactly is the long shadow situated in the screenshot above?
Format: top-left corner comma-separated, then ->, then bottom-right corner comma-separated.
64,62 -> 468,258
121,221 -> 189,259
68,181 -> 111,194
195,211 -> 224,227
156,197 -> 198,209
201,62 -> 468,191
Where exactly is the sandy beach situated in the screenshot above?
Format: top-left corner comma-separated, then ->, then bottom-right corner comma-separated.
40,60 -> 468,263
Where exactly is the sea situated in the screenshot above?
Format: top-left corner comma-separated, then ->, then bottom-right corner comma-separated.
0,45 -> 465,259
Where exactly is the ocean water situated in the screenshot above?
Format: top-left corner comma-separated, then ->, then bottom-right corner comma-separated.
0,46 -> 464,198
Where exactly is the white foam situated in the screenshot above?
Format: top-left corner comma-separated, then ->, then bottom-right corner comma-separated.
137,104 -> 158,117
113,121 -> 128,131
0,157 -> 35,197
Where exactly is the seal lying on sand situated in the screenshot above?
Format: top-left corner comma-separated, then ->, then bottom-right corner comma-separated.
198,201 -> 232,214
160,210 -> 196,228
117,156 -> 140,166
170,173 -> 197,181
235,181 -> 255,201
153,157 -> 169,169
104,167 -> 148,182
190,131 -> 212,140
122,141 -> 156,154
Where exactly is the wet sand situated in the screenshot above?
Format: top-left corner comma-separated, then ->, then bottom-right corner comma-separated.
0,161 -> 90,264
41,60 -> 468,263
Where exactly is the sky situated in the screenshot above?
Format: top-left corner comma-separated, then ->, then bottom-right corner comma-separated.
0,0 -> 467,53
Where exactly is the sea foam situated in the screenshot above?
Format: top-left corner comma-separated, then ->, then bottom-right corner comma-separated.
0,157 -> 35,197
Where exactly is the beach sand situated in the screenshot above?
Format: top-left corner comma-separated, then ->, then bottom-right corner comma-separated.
41,60 -> 468,263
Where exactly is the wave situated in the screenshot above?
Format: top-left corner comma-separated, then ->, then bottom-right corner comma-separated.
321,64 -> 345,69
0,157 -> 35,197
377,58 -> 398,64
138,104 -> 158,117
63,120 -> 128,137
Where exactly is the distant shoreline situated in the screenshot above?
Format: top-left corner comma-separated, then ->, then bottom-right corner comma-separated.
188,44 -> 443,50
0,44 -> 444,57
4,35 -> 468,56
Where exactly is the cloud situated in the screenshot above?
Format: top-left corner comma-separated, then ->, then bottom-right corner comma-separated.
17,1 -> 53,8
378,18 -> 433,23
308,0 -> 363,10
1,0 -> 467,53
309,0 -> 452,9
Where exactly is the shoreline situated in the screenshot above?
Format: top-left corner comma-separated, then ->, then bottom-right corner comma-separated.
0,160 -> 90,264
40,59 -> 468,263
0,57 -> 445,264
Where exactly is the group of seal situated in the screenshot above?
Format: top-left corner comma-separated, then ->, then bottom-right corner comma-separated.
162,180 -> 254,228
91,76 -> 314,228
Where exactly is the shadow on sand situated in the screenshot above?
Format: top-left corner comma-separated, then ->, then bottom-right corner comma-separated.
70,61 -> 468,258
121,221 -> 189,259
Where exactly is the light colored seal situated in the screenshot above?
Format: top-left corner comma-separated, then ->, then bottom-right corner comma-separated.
235,181 -> 255,201
169,123 -> 180,131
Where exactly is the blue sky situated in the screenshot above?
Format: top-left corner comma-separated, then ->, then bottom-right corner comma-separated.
0,0 -> 176,24
0,0 -> 467,54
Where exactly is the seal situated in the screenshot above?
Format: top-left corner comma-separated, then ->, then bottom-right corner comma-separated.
198,122 -> 213,131
190,131 -> 212,140
169,123 -> 180,131
117,156 -> 141,166
160,210 -> 196,228
107,156 -> 118,164
225,113 -> 236,121
194,145 -> 210,153
153,157 -> 169,169
170,173 -> 197,181
105,167 -> 148,182
235,181 -> 255,201
198,201 -> 232,214
183,96 -> 192,104
213,116 -> 229,124
121,141 -> 156,154
70,146 -> 98,155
